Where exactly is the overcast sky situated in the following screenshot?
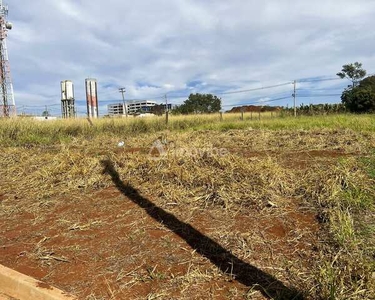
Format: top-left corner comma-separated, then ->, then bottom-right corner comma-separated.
6,0 -> 375,116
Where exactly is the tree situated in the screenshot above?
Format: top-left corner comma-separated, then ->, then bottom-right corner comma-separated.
359,75 -> 375,89
173,93 -> 221,114
151,104 -> 166,116
337,62 -> 367,87
42,110 -> 50,117
341,75 -> 375,113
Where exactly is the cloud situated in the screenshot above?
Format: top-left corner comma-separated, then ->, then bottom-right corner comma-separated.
5,0 -> 375,116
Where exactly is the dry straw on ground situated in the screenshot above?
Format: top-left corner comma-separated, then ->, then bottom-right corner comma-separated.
0,115 -> 374,299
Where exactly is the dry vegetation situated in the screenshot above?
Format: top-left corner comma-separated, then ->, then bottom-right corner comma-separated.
0,114 -> 374,299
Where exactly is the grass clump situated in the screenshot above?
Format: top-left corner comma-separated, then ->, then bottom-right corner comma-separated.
311,156 -> 375,299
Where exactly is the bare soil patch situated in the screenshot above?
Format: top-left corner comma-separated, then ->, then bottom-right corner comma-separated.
0,185 -> 320,299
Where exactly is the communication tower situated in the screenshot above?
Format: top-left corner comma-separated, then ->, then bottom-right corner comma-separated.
0,0 -> 15,117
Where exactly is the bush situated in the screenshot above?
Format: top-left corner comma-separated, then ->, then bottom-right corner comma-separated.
341,76 -> 375,113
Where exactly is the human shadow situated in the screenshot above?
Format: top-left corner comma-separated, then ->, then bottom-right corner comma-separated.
101,160 -> 304,300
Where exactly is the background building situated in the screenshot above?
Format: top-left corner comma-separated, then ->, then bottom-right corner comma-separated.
108,100 -> 157,116
108,103 -> 125,116
127,100 -> 157,114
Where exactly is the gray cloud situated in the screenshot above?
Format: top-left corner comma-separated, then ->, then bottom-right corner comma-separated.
6,0 -> 375,115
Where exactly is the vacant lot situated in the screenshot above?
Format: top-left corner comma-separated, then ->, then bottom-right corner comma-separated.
0,115 -> 374,299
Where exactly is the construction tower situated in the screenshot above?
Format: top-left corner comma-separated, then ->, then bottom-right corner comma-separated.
85,78 -> 99,119
61,80 -> 76,118
0,0 -> 15,117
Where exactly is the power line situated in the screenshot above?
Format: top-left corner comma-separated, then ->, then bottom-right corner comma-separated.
95,75 -> 349,100
99,90 -> 119,96
115,76 -> 348,99
19,73 -> 374,113
123,75 -> 350,100
296,74 -> 373,83
297,94 -> 341,97
218,82 -> 293,95
23,103 -> 60,108
297,77 -> 344,83
221,92 -> 343,108
222,96 -> 291,108
98,98 -> 165,103
296,87 -> 344,91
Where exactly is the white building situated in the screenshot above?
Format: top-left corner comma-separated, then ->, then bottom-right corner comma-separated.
108,103 -> 125,116
127,100 -> 157,114
108,100 -> 157,116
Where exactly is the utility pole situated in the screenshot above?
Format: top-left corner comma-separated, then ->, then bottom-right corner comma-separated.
165,94 -> 168,112
119,87 -> 128,118
165,94 -> 169,125
165,110 -> 169,126
293,80 -> 297,117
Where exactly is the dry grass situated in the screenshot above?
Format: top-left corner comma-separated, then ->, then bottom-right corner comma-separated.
1,113 -> 375,147
0,116 -> 375,299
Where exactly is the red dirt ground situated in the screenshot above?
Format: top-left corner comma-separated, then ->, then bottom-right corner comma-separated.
0,184 -> 321,299
1,149 -> 352,299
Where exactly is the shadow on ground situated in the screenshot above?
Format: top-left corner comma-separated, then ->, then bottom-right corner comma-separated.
101,159 -> 304,300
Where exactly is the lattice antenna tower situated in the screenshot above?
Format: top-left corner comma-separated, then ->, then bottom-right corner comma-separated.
0,0 -> 15,117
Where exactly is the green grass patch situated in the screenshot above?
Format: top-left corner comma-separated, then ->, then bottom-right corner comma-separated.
361,153 -> 375,180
